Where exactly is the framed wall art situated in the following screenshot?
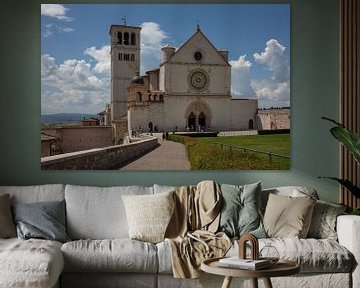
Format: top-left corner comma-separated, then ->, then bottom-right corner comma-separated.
41,4 -> 290,170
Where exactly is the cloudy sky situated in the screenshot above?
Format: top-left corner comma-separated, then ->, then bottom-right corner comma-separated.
41,4 -> 290,115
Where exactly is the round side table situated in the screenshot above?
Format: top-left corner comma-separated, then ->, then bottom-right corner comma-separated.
201,257 -> 300,288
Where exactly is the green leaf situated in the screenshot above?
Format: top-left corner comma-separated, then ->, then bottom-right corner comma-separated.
319,177 -> 360,198
322,117 -> 360,165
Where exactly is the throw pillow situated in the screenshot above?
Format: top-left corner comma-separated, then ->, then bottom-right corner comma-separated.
263,193 -> 316,238
0,194 -> 17,238
307,200 -> 347,240
122,191 -> 175,243
218,182 -> 266,238
12,200 -> 70,243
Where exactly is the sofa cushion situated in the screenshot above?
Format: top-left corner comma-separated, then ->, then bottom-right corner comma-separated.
0,238 -> 64,288
157,237 -> 353,274
261,186 -> 319,213
65,185 -> 153,239
307,200 -> 347,240
122,191 -> 175,243
0,194 -> 16,238
61,239 -> 158,273
12,200 -> 70,243
263,193 -> 316,238
218,182 -> 266,238
225,238 -> 354,274
0,184 -> 65,204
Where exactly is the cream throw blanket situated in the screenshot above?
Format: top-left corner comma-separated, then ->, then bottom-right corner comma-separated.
165,181 -> 231,278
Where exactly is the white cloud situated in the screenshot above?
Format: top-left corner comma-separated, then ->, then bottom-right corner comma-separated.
41,4 -> 73,22
229,55 -> 255,97
251,39 -> 290,104
84,46 -> 110,75
253,39 -> 289,82
140,22 -> 167,73
41,54 -> 109,114
251,80 -> 290,102
58,27 -> 74,33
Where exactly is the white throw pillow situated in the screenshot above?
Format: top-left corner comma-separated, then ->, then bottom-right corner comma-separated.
122,191 -> 175,243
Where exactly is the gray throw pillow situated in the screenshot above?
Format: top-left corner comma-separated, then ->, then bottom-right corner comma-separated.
307,200 -> 347,240
0,194 -> 17,238
12,200 -> 70,243
218,182 -> 266,238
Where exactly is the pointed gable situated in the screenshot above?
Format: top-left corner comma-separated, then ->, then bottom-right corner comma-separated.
166,28 -> 230,66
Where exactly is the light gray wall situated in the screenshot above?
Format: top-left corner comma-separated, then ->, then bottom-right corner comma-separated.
0,0 -> 340,203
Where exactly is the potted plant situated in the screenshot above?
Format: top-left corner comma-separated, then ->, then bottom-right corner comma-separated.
320,117 -> 360,215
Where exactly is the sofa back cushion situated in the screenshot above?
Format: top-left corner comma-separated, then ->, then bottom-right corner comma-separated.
0,184 -> 65,204
65,185 -> 153,239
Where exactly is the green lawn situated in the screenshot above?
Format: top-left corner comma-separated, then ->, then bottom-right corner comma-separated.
169,134 -> 290,170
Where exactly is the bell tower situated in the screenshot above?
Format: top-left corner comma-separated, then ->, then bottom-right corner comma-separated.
109,25 -> 141,121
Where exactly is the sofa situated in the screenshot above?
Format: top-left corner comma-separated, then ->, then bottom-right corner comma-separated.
0,183 -> 359,288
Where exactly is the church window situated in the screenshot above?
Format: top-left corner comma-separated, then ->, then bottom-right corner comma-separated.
124,32 -> 129,45
117,32 -> 122,44
130,54 -> 135,61
131,33 -> 136,45
136,92 -> 142,102
118,53 -> 123,60
194,51 -> 203,61
124,54 -> 130,61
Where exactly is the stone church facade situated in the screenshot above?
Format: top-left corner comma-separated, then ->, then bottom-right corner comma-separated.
109,24 -> 258,140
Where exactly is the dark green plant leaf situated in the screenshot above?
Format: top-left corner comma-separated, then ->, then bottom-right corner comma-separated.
318,176 -> 360,199
322,117 -> 360,165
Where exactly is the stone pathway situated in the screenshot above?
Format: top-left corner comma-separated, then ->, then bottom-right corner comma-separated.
119,138 -> 191,170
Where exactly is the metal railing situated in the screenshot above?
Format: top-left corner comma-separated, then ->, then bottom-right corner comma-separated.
213,142 -> 290,162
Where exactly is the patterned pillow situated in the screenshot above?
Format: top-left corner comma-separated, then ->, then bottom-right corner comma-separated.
307,200 -> 347,240
218,182 -> 266,238
122,191 -> 175,243
0,194 -> 16,238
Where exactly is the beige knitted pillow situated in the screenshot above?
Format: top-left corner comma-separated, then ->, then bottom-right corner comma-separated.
122,191 -> 175,243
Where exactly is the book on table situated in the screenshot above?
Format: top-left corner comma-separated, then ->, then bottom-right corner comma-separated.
218,257 -> 271,270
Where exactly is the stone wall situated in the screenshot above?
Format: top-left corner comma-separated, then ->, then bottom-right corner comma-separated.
42,126 -> 113,154
256,108 -> 290,130
41,137 -> 158,170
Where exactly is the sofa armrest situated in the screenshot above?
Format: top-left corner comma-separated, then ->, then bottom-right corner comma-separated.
337,215 -> 360,288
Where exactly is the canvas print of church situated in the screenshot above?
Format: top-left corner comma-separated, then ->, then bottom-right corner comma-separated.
41,4 -> 290,170
111,24 -> 257,137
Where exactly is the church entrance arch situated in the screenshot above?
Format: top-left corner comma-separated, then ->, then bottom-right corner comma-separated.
185,100 -> 212,131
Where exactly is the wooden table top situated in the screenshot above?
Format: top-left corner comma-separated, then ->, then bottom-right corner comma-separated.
201,257 -> 300,278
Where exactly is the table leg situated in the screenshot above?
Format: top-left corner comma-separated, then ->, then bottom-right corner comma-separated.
251,278 -> 258,288
221,276 -> 233,288
263,277 -> 273,288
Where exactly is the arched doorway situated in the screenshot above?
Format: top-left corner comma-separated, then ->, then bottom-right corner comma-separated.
188,112 -> 196,130
248,119 -> 254,129
198,112 -> 206,128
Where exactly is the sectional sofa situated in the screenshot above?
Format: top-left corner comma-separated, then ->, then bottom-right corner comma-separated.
0,183 -> 359,288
